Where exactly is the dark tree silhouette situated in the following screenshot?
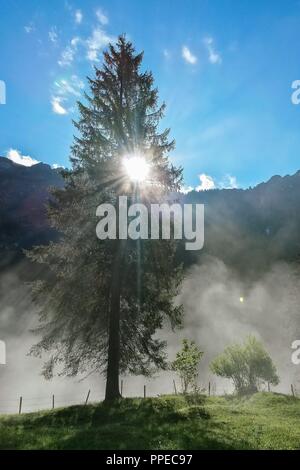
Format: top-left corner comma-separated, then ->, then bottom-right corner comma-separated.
27,36 -> 184,400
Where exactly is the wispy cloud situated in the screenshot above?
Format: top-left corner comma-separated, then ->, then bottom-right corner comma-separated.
96,8 -> 108,25
219,174 -> 238,189
58,46 -> 75,67
49,27 -> 58,43
75,9 -> 83,24
6,149 -> 39,167
53,75 -> 84,98
58,37 -> 80,67
51,96 -> 68,115
56,7 -> 113,67
24,23 -> 34,34
58,27 -> 113,66
163,49 -> 171,60
204,37 -> 222,64
182,45 -> 197,64
51,75 -> 84,115
86,28 -> 113,62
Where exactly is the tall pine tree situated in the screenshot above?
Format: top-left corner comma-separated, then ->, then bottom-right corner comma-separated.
27,36 -> 184,400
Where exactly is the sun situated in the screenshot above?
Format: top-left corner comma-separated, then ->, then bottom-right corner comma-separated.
239,297 -> 244,303
123,154 -> 149,183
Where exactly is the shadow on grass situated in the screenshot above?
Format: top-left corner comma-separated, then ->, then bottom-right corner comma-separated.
15,396 -> 249,450
2,393 -> 288,450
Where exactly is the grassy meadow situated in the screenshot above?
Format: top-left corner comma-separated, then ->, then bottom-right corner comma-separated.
0,392 -> 299,450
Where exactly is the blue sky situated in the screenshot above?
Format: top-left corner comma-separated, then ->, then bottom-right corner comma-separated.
1,0 -> 300,190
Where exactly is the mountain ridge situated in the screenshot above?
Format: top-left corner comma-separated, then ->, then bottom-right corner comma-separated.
0,156 -> 300,276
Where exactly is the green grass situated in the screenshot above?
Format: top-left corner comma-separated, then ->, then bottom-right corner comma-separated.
0,392 -> 300,450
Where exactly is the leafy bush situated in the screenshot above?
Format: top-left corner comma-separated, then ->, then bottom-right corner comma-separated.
210,336 -> 279,395
172,339 -> 204,393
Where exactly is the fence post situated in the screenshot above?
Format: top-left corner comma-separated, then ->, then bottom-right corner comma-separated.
208,381 -> 211,396
52,394 -> 55,409
85,389 -> 91,405
268,382 -> 270,392
121,380 -> 123,396
144,385 -> 146,398
173,379 -> 177,395
291,384 -> 295,397
19,396 -> 22,415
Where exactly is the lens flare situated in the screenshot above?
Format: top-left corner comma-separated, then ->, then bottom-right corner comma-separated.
123,154 -> 149,182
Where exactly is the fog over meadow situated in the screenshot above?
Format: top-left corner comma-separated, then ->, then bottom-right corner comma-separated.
0,254 -> 299,413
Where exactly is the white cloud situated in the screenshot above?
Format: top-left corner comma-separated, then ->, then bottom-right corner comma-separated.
163,49 -> 171,59
96,8 -> 108,25
181,173 -> 239,193
71,37 -> 80,47
52,163 -> 65,169
204,37 -> 222,64
58,46 -> 75,67
75,9 -> 83,24
180,185 -> 194,194
53,75 -> 84,98
51,96 -> 68,115
196,174 -> 216,191
219,174 -> 238,189
58,37 -> 80,67
86,28 -> 113,62
7,149 -> 39,167
49,27 -> 58,43
182,46 -> 197,65
57,23 -> 113,67
24,23 -> 34,34
51,75 -> 84,115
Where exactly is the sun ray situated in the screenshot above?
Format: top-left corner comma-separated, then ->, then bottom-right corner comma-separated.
123,154 -> 150,183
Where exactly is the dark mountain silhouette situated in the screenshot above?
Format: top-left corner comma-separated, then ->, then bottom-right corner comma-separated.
0,155 -> 299,277
184,172 -> 300,277
0,157 -> 63,270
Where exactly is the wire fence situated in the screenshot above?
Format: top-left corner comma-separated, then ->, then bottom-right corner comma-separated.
0,380 -> 210,415
0,390 -> 98,415
0,380 -> 298,415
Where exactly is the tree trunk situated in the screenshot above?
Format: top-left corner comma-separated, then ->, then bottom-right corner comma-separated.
105,241 -> 125,400
105,51 -> 126,401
